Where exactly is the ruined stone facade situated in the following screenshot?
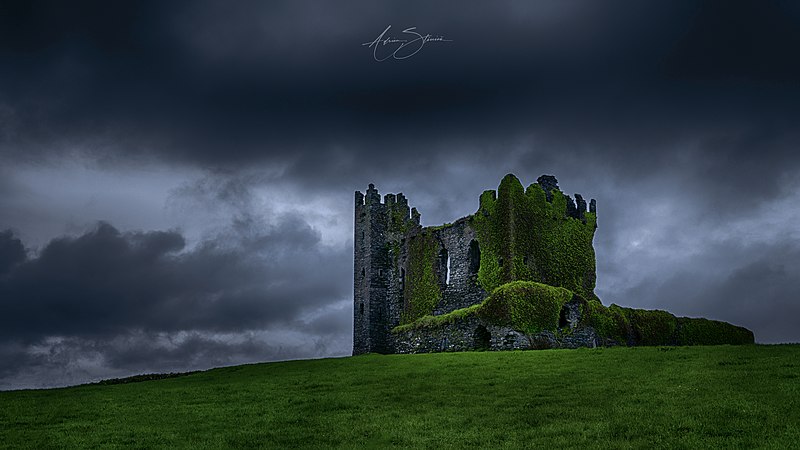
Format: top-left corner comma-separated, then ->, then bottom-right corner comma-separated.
353,174 -> 598,354
353,174 -> 754,355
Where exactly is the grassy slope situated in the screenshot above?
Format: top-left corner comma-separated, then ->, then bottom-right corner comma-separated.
1,345 -> 799,449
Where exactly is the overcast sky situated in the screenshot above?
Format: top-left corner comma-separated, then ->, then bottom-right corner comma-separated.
1,0 -> 799,389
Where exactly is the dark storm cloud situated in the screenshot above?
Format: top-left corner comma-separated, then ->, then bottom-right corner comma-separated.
665,0 -> 800,82
0,207 -> 352,388
3,0 -> 799,200
0,230 -> 26,274
0,217 -> 349,341
0,1 -> 794,162
2,0 -> 800,388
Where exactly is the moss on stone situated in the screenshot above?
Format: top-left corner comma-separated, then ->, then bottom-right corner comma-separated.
471,174 -> 597,299
472,189 -> 503,292
392,174 -> 754,348
396,281 -> 572,335
401,232 -> 442,324
676,317 -> 754,345
427,222 -> 454,232
478,281 -> 574,334
625,308 -> 679,346
580,300 -> 631,344
582,302 -> 679,346
389,207 -> 410,234
392,304 -> 481,333
580,302 -> 754,346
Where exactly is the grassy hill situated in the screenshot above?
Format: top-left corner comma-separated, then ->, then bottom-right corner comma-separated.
1,345 -> 798,448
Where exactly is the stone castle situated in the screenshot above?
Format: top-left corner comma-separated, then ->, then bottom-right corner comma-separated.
353,174 -> 753,355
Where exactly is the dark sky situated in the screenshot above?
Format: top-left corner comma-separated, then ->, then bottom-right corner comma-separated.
1,0 -> 800,389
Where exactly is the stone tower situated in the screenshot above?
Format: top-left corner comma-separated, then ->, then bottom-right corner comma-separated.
353,184 -> 419,354
352,174 -> 754,354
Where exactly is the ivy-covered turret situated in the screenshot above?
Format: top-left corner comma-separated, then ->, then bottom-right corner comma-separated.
353,174 -> 753,356
471,174 -> 597,300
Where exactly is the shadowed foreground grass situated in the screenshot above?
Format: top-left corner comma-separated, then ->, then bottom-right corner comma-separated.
1,345 -> 798,448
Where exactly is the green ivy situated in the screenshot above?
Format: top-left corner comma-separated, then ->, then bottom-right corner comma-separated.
478,281 -> 573,334
389,207 -> 410,234
396,174 -> 753,348
580,302 -> 754,346
580,300 -> 631,344
401,232 -> 442,324
625,308 -> 678,346
675,318 -> 754,345
471,174 -> 597,299
472,189 -> 503,291
395,281 -> 571,334
427,222 -> 454,232
392,304 -> 481,333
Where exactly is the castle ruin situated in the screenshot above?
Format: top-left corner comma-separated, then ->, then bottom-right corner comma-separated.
353,174 -> 753,355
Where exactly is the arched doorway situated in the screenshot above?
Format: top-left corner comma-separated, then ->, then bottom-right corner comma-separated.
473,325 -> 491,350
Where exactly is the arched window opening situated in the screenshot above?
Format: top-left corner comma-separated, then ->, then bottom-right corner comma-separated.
468,240 -> 481,274
439,247 -> 449,286
378,269 -> 383,278
359,303 -> 364,316
361,268 -> 365,277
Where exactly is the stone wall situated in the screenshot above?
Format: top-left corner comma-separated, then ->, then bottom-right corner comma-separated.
392,305 -> 600,354
355,177 -> 754,354
393,320 -> 555,354
354,177 -> 598,355
428,218 -> 487,315
354,184 -> 492,354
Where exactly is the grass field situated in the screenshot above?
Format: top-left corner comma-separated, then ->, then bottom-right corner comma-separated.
1,345 -> 798,448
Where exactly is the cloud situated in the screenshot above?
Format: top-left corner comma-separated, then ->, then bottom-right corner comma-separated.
0,216 -> 351,339
2,0 -> 800,388
2,1 -> 796,173
0,212 -> 353,388
0,230 -> 26,274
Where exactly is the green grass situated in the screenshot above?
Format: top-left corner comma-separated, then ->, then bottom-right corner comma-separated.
1,345 -> 799,448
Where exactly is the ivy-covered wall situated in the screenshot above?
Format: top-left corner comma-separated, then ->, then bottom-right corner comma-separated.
401,232 -> 441,324
392,283 -> 754,350
581,300 -> 754,346
478,281 -> 573,334
357,175 -> 754,355
470,174 -> 597,300
398,174 -> 596,329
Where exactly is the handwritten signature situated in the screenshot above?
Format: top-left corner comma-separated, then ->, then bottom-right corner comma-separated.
361,25 -> 452,61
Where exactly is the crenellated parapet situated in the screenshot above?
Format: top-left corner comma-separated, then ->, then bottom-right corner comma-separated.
534,174 -> 595,222
355,185 -> 419,232
354,173 -> 753,356
470,174 -> 598,300
353,184 -> 422,355
354,174 -> 602,355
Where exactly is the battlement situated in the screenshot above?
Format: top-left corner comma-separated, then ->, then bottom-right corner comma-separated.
354,174 -> 754,355
354,185 -> 421,227
479,175 -> 596,223
354,174 -> 600,355
536,175 -> 595,221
